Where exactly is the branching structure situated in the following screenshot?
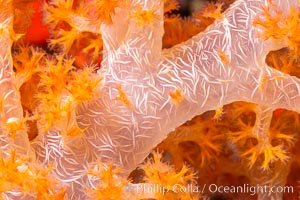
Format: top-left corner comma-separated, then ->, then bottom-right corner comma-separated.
1,0 -> 300,199
0,1 -> 30,160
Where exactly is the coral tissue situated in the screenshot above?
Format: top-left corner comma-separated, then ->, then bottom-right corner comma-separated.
1,0 -> 300,199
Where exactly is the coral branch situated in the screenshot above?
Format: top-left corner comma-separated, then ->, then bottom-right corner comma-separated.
0,0 -> 29,157
2,0 -> 300,198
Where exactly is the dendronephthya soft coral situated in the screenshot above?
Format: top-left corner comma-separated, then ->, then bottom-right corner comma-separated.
1,0 -> 300,199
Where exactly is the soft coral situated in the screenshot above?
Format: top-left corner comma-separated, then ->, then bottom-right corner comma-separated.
254,0 -> 300,58
0,151 -> 65,199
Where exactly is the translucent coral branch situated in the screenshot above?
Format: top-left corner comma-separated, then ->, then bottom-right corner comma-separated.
0,1 -> 29,157
100,0 -> 164,73
89,0 -> 263,170
246,105 -> 282,170
253,106 -> 274,139
28,0 -> 300,198
94,0 -> 300,176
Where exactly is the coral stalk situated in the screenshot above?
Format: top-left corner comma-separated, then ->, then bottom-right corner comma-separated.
81,0 -> 300,172
0,1 -> 29,158
1,0 -> 300,198
36,0 -> 300,198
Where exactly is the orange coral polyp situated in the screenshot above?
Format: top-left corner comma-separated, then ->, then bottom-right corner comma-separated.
130,6 -> 159,26
95,0 -> 121,24
254,2 -> 300,57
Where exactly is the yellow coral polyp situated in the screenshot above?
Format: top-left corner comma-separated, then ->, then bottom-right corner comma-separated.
115,85 -> 132,108
130,6 -> 160,26
141,151 -> 199,199
169,89 -> 184,107
0,151 -> 65,199
163,0 -> 179,14
50,29 -> 80,53
82,35 -> 103,59
86,162 -> 129,200
253,1 -> 300,58
11,46 -> 102,139
68,67 -> 102,104
213,106 -> 224,120
95,0 -> 121,24
242,142 -> 289,170
13,46 -> 44,89
201,2 -> 224,20
45,0 -> 75,28
40,55 -> 74,91
4,117 -> 27,140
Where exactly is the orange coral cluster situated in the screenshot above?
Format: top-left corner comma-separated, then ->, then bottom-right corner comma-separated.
13,45 -> 102,139
0,151 -> 66,199
154,101 -> 300,199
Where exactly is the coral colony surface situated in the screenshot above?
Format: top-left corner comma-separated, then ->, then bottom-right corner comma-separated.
2,0 -> 300,199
